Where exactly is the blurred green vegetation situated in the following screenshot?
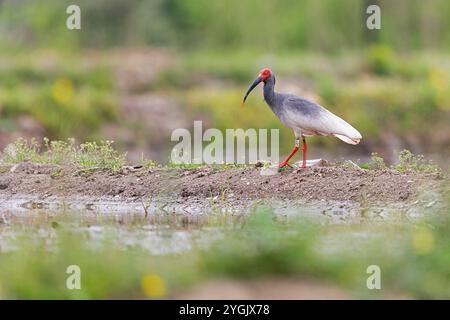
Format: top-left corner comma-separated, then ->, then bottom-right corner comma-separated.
0,0 -> 448,300
0,52 -> 117,139
1,48 -> 449,161
1,0 -> 449,52
164,49 -> 450,156
0,1 -> 449,162
0,202 -> 449,299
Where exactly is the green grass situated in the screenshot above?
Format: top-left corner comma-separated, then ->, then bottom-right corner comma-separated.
2,137 -> 444,176
1,138 -> 126,173
396,149 -> 443,175
363,152 -> 388,170
359,150 -> 443,177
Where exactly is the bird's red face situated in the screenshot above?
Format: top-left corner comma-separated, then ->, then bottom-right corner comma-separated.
259,68 -> 272,82
242,67 -> 272,105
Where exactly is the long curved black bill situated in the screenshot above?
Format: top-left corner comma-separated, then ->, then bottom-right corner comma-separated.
242,76 -> 262,105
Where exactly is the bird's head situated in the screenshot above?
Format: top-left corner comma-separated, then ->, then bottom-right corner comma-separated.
242,68 -> 272,105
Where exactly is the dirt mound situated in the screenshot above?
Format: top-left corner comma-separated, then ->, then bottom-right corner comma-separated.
176,166 -> 431,202
0,163 -> 442,204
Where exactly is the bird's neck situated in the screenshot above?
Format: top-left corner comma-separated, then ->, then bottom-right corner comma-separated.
263,76 -> 276,105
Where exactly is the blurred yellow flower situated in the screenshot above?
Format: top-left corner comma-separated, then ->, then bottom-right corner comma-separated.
412,227 -> 435,255
429,68 -> 448,91
428,68 -> 450,110
52,78 -> 74,105
141,274 -> 167,298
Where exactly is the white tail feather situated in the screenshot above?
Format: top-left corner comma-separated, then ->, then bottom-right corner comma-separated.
281,98 -> 363,145
317,109 -> 362,144
333,134 -> 360,145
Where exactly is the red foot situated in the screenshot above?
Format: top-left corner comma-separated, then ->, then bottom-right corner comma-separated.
279,145 -> 299,170
278,161 -> 292,169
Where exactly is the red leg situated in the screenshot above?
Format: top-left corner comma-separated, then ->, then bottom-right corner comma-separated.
279,145 -> 299,169
301,136 -> 307,168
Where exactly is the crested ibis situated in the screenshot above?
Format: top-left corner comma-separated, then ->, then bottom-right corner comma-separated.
242,68 -> 362,169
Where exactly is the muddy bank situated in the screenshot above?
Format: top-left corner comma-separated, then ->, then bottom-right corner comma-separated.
0,162 -> 443,203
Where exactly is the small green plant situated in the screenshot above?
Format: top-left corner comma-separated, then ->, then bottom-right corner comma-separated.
1,138 -> 127,173
50,169 -> 64,179
396,149 -> 442,175
140,154 -> 159,169
1,137 -> 42,164
367,152 -> 387,170
78,141 -> 126,173
43,137 -> 77,165
166,160 -> 205,170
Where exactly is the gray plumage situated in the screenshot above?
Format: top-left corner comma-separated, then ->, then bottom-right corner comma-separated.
262,73 -> 362,144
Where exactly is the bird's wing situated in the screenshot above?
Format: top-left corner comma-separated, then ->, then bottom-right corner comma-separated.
282,96 -> 362,145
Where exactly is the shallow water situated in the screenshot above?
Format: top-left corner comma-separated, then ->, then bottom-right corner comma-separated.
0,189 -> 443,255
